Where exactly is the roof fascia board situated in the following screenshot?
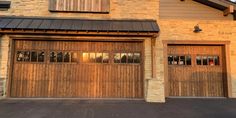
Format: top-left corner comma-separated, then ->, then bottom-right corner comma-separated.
209,0 -> 236,10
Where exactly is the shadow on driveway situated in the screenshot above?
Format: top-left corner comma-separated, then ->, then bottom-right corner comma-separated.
0,98 -> 236,118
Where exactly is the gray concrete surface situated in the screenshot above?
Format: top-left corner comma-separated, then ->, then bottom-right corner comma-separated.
0,98 -> 235,118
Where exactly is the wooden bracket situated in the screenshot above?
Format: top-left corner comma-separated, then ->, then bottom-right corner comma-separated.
224,5 -> 234,16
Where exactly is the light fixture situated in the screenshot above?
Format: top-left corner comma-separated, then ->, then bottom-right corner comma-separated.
193,24 -> 202,33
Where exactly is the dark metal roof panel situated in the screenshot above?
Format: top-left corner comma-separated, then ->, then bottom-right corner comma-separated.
81,20 -> 93,31
151,21 -> 160,31
91,20 -> 101,31
0,17 -> 160,33
17,19 -> 32,29
0,18 -> 12,28
27,19 -> 43,29
142,22 -> 156,32
49,20 -> 63,30
60,20 -> 73,30
38,20 -> 53,29
5,18 -> 22,28
99,21 -> 111,31
132,21 -> 144,32
71,20 -> 84,30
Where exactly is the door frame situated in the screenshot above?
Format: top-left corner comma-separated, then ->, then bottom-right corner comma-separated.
162,40 -> 231,98
6,35 -> 146,99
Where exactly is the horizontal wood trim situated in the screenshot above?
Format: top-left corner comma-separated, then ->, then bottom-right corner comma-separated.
49,0 -> 110,13
162,40 -> 230,45
0,30 -> 158,38
8,35 -> 146,41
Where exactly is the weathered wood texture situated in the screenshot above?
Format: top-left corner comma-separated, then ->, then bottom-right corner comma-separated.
168,45 -> 227,97
10,40 -> 143,98
49,0 -> 110,12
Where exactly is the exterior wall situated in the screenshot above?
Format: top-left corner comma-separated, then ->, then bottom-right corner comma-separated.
1,0 -> 159,20
160,0 -> 233,20
0,0 -> 162,102
1,0 -> 236,102
0,35 -> 10,98
158,19 -> 236,98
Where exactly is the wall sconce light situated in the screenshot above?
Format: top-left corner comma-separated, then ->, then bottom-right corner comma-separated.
193,24 -> 202,33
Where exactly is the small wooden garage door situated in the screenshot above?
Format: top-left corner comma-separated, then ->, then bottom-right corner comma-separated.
168,45 -> 227,97
10,40 -> 144,98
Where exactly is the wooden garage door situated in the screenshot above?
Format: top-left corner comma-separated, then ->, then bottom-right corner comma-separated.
168,45 -> 227,97
10,40 -> 144,98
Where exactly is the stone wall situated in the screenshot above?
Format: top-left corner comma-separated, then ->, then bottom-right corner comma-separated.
157,19 -> 236,98
1,0 -> 159,20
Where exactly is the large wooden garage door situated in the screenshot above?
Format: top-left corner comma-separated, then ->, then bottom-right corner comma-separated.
10,40 -> 144,98
168,45 -> 227,97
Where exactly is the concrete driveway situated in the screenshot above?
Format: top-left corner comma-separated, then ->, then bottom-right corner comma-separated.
0,98 -> 235,118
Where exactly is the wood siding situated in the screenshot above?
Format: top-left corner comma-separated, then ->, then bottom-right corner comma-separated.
160,0 -> 233,20
10,40 -> 144,98
49,0 -> 110,13
168,45 -> 227,97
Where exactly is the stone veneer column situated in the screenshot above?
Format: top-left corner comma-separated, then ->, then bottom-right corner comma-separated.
0,35 -> 10,98
144,39 -> 165,102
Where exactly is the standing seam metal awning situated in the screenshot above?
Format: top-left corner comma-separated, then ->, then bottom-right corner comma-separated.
0,16 -> 160,35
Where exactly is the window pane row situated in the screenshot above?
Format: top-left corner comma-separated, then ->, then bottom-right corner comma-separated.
50,52 -> 78,63
114,53 -> 141,63
16,51 -> 141,64
168,55 -> 191,65
196,55 -> 220,66
16,51 -> 45,62
82,53 -> 109,63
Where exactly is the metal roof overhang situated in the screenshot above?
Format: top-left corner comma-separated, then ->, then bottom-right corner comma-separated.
0,16 -> 160,38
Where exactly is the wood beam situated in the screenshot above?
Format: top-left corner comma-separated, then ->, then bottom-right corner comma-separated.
0,29 -> 158,38
223,5 -> 234,16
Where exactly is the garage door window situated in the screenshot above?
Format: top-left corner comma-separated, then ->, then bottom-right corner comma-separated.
214,56 -> 220,65
50,51 -> 75,63
114,53 -> 141,64
31,51 -> 37,62
196,55 -> 220,66
168,55 -> 191,65
133,53 -> 141,63
57,52 -> 63,62
114,53 -> 121,63
71,52 -> 78,62
82,52 -> 110,63
103,53 -> 109,63
16,51 -> 45,62
96,53 -> 103,63
121,53 -> 127,63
